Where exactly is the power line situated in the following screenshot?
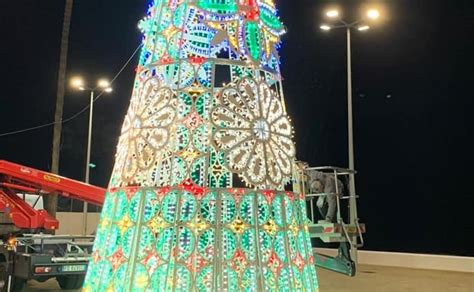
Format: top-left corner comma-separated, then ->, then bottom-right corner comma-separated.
0,44 -> 142,138
110,44 -> 142,84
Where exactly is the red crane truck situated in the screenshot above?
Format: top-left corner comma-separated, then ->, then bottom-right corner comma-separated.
0,160 -> 105,291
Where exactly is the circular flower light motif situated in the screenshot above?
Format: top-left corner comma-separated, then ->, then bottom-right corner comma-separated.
211,77 -> 295,189
114,76 -> 177,185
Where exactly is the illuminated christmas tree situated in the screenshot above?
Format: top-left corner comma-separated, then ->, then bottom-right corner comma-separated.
84,0 -> 319,291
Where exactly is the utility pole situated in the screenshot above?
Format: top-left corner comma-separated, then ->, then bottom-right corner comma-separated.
320,7 -> 382,265
83,90 -> 94,235
48,0 -> 74,219
70,77 -> 113,235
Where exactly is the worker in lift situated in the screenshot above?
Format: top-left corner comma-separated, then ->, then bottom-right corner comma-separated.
307,170 -> 342,223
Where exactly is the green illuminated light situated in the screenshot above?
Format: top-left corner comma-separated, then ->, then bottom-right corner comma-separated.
85,0 -> 318,290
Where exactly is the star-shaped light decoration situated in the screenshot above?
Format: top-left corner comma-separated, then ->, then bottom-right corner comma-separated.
208,20 -> 241,52
188,215 -> 209,234
147,215 -> 168,234
267,251 -> 283,275
142,251 -> 161,275
180,148 -> 202,165
183,111 -> 204,130
229,218 -> 246,234
231,249 -> 248,277
117,215 -> 134,235
289,219 -> 300,237
294,253 -> 306,272
108,249 -> 126,270
263,219 -> 278,236
184,253 -> 207,273
198,0 -> 285,62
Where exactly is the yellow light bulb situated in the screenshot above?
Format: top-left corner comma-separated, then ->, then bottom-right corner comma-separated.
367,9 -> 380,20
326,10 -> 339,18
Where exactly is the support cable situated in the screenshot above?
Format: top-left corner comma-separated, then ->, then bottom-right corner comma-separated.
0,44 -> 142,138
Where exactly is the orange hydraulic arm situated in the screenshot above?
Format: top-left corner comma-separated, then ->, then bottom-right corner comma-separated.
0,160 -> 106,231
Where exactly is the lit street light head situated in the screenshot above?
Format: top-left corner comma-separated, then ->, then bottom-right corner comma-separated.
71,77 -> 84,89
98,79 -> 111,89
326,10 -> 339,18
320,25 -> 331,31
367,9 -> 380,20
358,25 -> 370,31
104,87 -> 113,93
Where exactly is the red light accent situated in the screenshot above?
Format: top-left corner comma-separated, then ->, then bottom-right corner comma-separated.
244,10 -> 260,20
262,190 -> 275,202
239,0 -> 260,20
34,266 -> 52,274
160,54 -> 174,64
323,227 -> 334,233
189,56 -> 206,65
124,187 -> 139,200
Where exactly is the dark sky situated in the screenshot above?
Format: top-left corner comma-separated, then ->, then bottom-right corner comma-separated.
0,0 -> 473,256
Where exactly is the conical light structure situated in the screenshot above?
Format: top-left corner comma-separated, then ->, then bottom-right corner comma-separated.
84,0 -> 319,291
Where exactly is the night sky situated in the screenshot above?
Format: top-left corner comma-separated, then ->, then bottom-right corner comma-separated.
0,0 -> 473,256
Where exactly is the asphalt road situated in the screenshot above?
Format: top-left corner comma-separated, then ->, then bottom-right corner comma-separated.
21,278 -> 76,292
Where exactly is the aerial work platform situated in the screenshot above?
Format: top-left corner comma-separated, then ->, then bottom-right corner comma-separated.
0,160 -> 105,233
295,165 -> 366,277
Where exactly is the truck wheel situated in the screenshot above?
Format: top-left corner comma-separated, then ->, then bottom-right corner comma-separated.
5,277 -> 26,292
0,266 -> 23,292
0,264 -> 6,292
57,275 -> 85,290
0,256 -> 6,292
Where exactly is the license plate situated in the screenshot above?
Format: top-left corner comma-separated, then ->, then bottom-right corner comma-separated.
61,264 -> 86,272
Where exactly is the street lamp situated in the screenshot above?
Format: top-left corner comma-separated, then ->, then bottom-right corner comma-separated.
326,10 -> 339,18
367,9 -> 380,20
319,7 -> 381,261
320,25 -> 331,31
319,7 -> 381,173
70,76 -> 112,235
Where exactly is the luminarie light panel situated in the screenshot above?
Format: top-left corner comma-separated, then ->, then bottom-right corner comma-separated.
84,0 -> 319,291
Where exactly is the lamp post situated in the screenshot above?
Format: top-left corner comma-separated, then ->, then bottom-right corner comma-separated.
71,77 -> 112,235
320,8 -> 380,262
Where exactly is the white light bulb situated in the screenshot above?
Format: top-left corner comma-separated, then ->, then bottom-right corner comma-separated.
326,10 -> 339,18
367,9 -> 380,20
98,79 -> 111,89
320,25 -> 331,31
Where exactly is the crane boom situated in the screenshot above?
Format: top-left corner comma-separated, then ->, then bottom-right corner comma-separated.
0,160 -> 105,231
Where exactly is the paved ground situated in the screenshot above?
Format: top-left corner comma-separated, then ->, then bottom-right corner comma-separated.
22,265 -> 474,292
317,265 -> 473,292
